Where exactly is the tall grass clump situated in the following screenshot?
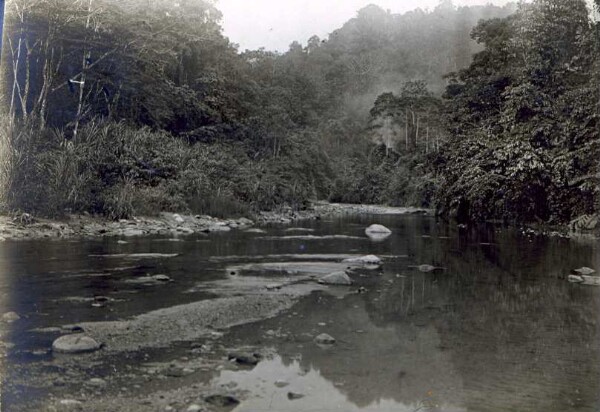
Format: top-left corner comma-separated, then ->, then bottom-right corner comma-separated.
1,120 -> 333,219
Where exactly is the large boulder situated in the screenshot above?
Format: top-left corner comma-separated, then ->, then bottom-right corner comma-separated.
52,334 -> 102,354
365,224 -> 392,235
318,271 -> 352,285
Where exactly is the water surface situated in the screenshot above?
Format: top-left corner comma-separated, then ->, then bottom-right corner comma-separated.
1,215 -> 599,411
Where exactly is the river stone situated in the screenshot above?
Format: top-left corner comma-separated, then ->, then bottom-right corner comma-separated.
228,352 -> 260,365
152,274 -> 172,282
572,267 -> 595,276
52,334 -> 102,354
318,271 -> 352,285
122,228 -> 145,237
186,404 -> 203,412
2,311 -> 21,322
287,391 -> 305,400
343,254 -> 382,265
205,394 -> 239,407
314,333 -> 336,344
365,224 -> 392,234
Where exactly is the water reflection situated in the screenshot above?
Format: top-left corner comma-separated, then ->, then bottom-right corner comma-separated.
0,215 -> 599,411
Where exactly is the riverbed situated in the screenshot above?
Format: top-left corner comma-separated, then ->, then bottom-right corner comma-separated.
1,213 -> 599,411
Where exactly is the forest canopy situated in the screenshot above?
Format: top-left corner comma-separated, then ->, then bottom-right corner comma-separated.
0,0 -> 597,225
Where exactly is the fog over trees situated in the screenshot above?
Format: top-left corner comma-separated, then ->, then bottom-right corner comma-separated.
0,0 -> 597,224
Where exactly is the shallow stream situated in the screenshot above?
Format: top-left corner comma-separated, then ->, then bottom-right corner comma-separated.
1,214 -> 599,411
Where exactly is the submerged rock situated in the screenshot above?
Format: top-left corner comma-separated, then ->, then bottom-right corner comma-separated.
52,334 -> 102,354
204,394 -> 239,407
412,264 -> 444,273
314,333 -> 336,345
318,271 -> 352,285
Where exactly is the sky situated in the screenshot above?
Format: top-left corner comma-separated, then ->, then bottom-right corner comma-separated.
217,0 -> 517,52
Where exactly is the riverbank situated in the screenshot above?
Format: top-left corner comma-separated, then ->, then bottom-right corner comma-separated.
0,203 -> 432,241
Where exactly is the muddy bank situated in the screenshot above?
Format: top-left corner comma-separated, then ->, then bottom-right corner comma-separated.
0,203 -> 431,241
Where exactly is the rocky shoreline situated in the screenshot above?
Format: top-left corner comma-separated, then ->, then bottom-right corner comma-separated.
0,202 -> 432,241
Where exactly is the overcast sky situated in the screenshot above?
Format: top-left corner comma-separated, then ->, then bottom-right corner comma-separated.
218,0 -> 518,52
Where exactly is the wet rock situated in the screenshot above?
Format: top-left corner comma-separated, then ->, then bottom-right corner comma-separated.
314,333 -> 336,345
343,254 -> 381,265
228,352 -> 260,365
287,391 -> 305,400
245,228 -> 266,234
319,271 -> 352,285
204,394 -> 240,407
568,274 -> 600,286
121,228 -> 145,237
1,311 -> 21,322
52,334 -> 102,354
152,274 -> 172,282
238,217 -> 253,226
365,224 -> 392,235
173,214 -> 185,224
572,267 -> 595,276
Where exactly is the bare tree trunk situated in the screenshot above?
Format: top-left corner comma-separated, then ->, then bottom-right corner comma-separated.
415,115 -> 420,150
8,34 -> 23,121
73,0 -> 94,142
405,111 -> 408,150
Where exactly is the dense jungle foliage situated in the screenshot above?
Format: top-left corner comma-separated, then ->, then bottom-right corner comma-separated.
0,0 -> 597,223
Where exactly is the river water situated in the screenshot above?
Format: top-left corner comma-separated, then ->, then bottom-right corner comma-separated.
1,214 -> 599,411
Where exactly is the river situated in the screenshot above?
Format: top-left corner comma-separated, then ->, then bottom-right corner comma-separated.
1,214 -> 599,411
